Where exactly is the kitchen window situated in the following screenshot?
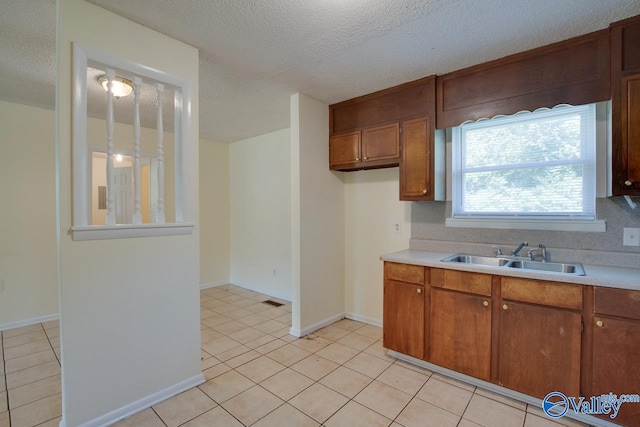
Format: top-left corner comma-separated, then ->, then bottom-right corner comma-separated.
448,104 -> 606,232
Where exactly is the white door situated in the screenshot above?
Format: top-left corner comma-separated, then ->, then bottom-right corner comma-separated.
113,166 -> 133,224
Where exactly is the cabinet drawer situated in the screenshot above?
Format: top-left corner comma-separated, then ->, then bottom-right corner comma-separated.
594,287 -> 640,320
501,277 -> 582,310
431,268 -> 491,296
384,262 -> 425,285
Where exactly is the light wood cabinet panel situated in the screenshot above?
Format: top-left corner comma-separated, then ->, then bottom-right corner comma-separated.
498,300 -> 581,399
501,277 -> 582,310
383,279 -> 425,359
430,288 -> 492,380
590,316 -> 640,426
362,123 -> 400,162
384,262 -> 425,285
594,287 -> 640,320
400,117 -> 432,200
329,131 -> 360,168
431,268 -> 492,296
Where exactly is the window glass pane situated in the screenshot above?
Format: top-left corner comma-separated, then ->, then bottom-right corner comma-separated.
452,104 -> 596,220
464,113 -> 582,168
463,165 -> 584,213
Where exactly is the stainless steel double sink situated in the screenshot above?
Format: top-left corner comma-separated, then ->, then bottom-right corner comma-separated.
441,253 -> 585,276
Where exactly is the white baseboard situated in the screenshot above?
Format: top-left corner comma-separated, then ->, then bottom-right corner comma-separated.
344,312 -> 382,328
290,312 -> 345,337
229,281 -> 292,302
199,280 -> 229,290
388,351 -> 619,427
0,313 -> 59,332
74,373 -> 204,427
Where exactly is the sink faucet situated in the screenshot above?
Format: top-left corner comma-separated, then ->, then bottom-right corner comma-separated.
527,247 -> 539,261
512,241 -> 528,256
539,244 -> 547,262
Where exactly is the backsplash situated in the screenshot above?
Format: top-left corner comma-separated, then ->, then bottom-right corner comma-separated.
410,197 -> 640,268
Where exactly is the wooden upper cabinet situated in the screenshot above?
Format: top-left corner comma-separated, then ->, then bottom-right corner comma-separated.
400,117 -> 431,200
329,76 -> 435,172
330,77 -> 434,134
436,30 -> 611,129
612,15 -> 640,195
329,131 -> 360,167
362,123 -> 400,162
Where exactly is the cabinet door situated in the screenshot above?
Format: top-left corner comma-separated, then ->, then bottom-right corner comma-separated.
383,280 -> 424,359
400,117 -> 431,200
329,131 -> 360,169
591,316 -> 640,426
430,288 -> 492,380
498,301 -> 581,399
621,74 -> 640,191
362,123 -> 400,162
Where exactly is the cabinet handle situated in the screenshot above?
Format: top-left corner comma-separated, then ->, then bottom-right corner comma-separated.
502,304 -> 508,310
422,189 -> 427,194
596,320 -> 603,327
364,156 -> 368,160
355,157 -> 360,161
625,180 -> 633,187
417,288 -> 422,294
483,301 -> 489,307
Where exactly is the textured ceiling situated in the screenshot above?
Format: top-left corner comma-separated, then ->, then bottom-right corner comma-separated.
1,0 -> 639,143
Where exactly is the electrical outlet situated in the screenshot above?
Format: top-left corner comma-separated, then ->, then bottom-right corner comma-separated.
623,228 -> 640,246
393,223 -> 401,234
273,269 -> 277,276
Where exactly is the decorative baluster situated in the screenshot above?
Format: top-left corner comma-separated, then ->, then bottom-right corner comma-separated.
132,76 -> 142,225
105,68 -> 116,226
156,83 -> 165,224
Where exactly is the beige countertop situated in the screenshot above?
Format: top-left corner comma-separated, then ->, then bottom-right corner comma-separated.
381,249 -> 640,291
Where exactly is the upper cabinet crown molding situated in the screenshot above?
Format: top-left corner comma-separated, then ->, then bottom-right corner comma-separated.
436,29 -> 611,129
329,76 -> 435,135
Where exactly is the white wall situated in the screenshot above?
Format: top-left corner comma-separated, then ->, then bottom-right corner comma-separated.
230,128 -> 291,300
344,168 -> 411,326
57,1 -> 201,426
200,139 -> 230,287
290,93 -> 345,336
0,101 -> 58,328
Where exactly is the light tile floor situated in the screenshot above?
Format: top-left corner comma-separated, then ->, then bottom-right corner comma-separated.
0,285 -> 592,427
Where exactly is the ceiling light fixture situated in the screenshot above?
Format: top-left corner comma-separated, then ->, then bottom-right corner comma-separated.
98,75 -> 134,98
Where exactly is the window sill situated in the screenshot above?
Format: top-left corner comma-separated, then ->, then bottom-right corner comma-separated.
70,223 -> 194,241
445,218 -> 606,232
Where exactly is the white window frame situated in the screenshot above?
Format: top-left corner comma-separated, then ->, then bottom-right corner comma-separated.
447,104 -> 606,232
70,43 -> 194,240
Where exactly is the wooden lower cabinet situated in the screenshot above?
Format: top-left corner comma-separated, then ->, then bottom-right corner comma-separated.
589,286 -> 640,427
590,316 -> 640,426
498,300 -> 581,399
430,287 -> 492,380
383,279 -> 425,359
382,262 -> 638,426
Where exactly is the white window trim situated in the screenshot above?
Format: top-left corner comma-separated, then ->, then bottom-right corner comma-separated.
447,103 -> 607,233
71,43 -> 194,240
